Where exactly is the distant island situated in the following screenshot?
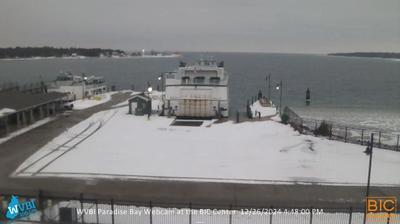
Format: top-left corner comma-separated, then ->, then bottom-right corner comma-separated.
329,52 -> 400,59
0,46 -> 180,59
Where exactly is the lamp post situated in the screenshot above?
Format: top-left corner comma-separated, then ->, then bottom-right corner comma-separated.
275,80 -> 283,115
147,82 -> 153,95
363,133 -> 374,224
158,73 -> 168,115
147,82 -> 153,119
81,73 -> 87,99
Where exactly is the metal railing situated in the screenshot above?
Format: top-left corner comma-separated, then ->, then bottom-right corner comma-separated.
302,118 -> 400,151
1,192 -> 399,224
282,107 -> 400,152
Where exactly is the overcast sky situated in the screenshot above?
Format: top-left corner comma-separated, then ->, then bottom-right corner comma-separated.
0,0 -> 399,53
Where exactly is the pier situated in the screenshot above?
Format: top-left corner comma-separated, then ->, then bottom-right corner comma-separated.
0,90 -> 67,138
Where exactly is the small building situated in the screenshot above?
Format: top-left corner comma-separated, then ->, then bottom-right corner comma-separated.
0,90 -> 67,138
48,72 -> 107,100
128,94 -> 151,116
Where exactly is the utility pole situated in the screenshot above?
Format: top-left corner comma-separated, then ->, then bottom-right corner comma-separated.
363,133 -> 374,224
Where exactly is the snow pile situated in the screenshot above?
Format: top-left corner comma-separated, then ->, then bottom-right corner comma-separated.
15,108 -> 400,186
72,92 -> 116,110
0,108 -> 16,117
250,100 -> 277,117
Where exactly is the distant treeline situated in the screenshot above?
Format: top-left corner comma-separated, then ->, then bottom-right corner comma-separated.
329,52 -> 400,59
0,47 -> 126,58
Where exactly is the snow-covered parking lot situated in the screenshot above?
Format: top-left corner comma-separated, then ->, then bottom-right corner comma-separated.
14,107 -> 400,186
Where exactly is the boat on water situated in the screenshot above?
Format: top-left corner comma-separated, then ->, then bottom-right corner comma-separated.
48,71 -> 107,100
163,58 -> 229,118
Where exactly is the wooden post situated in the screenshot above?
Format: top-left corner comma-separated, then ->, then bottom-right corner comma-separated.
52,103 -> 56,115
4,117 -> 9,136
46,103 -> 50,116
39,106 -> 44,120
378,131 -> 381,148
361,129 -> 364,145
236,110 -> 239,123
16,112 -> 21,128
22,111 -> 27,126
30,109 -> 35,124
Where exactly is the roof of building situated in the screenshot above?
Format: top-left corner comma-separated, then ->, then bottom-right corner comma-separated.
0,91 -> 67,113
128,93 -> 151,102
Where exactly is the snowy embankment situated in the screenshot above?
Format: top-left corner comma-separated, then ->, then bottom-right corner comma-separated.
14,105 -> 400,186
72,92 -> 118,110
250,100 -> 277,117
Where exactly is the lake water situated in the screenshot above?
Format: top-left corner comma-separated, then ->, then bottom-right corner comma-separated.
0,52 -> 399,132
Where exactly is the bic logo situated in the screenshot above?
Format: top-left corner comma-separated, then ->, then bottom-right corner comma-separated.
366,197 -> 397,213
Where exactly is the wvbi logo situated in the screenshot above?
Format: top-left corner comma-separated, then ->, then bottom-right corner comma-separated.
366,196 -> 399,221
4,195 -> 37,220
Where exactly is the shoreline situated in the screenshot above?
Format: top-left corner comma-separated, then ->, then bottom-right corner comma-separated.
0,54 -> 182,61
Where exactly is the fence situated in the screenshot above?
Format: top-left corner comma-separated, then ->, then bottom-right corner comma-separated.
1,192 -> 398,224
302,118 -> 400,151
282,107 -> 400,152
283,106 -> 304,133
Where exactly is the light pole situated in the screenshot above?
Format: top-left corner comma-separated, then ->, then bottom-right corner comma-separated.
147,82 -> 153,119
158,73 -> 169,115
81,73 -> 87,99
147,81 -> 153,96
275,80 -> 283,115
363,133 -> 374,224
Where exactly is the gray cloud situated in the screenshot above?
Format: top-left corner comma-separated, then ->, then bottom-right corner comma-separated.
0,0 -> 399,53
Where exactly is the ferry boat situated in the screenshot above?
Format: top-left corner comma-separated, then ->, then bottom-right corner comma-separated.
163,58 -> 229,118
48,71 -> 107,100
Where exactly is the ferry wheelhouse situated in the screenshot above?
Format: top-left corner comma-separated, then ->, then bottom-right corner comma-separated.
163,59 -> 229,118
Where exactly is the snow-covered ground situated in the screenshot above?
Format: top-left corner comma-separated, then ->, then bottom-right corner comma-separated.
14,105 -> 400,186
250,100 -> 277,117
72,92 -> 117,110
